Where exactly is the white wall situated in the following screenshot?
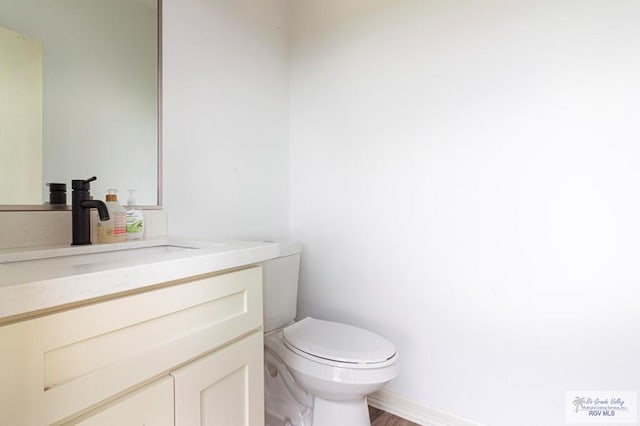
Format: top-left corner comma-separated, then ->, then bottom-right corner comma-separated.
289,1 -> 640,425
162,0 -> 290,240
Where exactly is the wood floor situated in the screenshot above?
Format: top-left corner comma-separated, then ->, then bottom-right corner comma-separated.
369,406 -> 420,426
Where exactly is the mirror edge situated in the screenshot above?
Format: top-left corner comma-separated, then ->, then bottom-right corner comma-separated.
156,0 -> 163,209
0,0 -> 163,212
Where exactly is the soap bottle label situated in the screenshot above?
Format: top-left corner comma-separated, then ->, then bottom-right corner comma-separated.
97,212 -> 126,243
126,209 -> 145,240
113,212 -> 126,236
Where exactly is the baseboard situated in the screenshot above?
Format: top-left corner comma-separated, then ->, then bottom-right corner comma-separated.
367,389 -> 484,426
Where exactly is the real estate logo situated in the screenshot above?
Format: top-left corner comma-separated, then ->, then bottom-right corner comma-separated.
566,391 -> 637,423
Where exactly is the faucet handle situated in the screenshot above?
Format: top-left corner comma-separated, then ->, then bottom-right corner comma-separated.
72,176 -> 97,191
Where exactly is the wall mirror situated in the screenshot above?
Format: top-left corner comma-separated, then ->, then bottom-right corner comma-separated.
0,0 -> 160,210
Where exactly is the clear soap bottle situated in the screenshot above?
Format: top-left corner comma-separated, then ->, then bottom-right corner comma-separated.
97,189 -> 127,243
125,189 -> 145,240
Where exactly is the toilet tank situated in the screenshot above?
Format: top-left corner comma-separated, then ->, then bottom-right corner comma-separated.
263,241 -> 303,332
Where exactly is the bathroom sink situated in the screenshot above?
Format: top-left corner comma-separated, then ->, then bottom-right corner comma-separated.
0,239 -> 225,264
3,244 -> 198,266
0,239 -> 279,321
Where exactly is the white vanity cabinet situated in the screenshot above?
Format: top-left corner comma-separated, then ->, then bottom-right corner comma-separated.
0,266 -> 265,426
63,376 -> 175,426
173,331 -> 264,425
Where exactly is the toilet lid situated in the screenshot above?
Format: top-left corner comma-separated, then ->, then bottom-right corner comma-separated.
283,317 -> 396,365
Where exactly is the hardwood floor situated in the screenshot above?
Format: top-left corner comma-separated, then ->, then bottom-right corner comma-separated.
369,406 -> 420,426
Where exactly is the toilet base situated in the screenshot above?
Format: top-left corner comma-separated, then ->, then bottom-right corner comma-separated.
312,396 -> 370,426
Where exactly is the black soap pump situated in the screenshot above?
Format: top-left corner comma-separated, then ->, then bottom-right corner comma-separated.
46,183 -> 67,206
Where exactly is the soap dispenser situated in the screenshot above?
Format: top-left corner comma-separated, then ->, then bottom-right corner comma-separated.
125,189 -> 145,240
97,189 -> 127,243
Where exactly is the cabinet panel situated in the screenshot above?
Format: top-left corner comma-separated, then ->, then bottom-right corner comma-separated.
45,289 -> 246,389
173,331 -> 264,426
60,376 -> 174,426
0,266 -> 262,425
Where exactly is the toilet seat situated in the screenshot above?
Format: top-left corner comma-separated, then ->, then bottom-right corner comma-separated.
283,317 -> 397,369
265,330 -> 399,398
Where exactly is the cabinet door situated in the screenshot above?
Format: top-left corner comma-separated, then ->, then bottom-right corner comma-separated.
172,331 -> 264,426
60,376 -> 174,426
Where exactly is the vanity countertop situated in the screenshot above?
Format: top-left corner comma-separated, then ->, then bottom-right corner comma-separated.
0,237 -> 279,323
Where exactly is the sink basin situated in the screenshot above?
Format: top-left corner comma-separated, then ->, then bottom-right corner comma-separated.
0,239 -> 279,321
8,244 -> 198,265
0,240 -> 225,265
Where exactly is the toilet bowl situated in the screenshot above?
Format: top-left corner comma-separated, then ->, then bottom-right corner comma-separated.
263,242 -> 399,426
265,318 -> 398,426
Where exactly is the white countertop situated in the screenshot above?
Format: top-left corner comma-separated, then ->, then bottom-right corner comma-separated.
0,237 -> 279,322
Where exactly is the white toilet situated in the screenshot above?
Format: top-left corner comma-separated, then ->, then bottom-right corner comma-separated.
263,242 -> 399,426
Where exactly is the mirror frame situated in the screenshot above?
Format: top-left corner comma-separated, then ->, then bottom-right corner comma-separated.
0,1 -> 163,212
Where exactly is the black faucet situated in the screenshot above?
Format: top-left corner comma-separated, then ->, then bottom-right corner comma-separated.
71,176 -> 110,245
